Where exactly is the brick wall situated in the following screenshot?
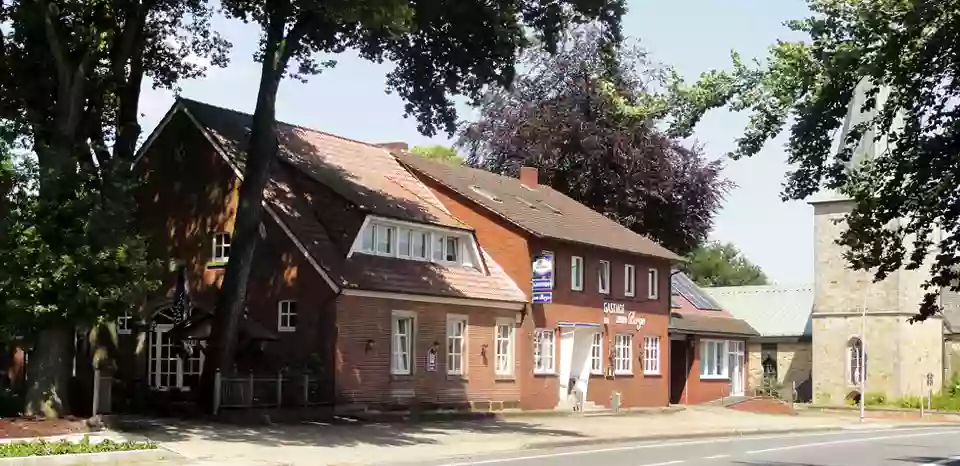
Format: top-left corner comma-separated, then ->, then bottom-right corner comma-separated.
133,110 -> 337,382
677,336 -> 748,404
334,294 -> 521,410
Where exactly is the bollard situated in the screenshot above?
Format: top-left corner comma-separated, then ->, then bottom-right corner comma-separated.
611,391 -> 621,413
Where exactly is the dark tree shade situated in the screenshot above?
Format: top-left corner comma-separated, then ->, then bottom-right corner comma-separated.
460,26 -> 732,255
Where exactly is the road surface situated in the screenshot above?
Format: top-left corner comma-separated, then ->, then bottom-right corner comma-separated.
406,426 -> 960,466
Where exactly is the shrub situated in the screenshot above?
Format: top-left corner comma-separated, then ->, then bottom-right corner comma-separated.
0,436 -> 156,458
864,392 -> 887,406
898,395 -> 923,409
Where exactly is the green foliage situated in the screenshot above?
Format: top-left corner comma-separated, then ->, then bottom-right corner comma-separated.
410,145 -> 462,165
863,392 -> 887,407
684,241 -> 768,287
667,0 -> 960,320
898,395 -> 922,409
0,437 -> 156,458
757,374 -> 781,399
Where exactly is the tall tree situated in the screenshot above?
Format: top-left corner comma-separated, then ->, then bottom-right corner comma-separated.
667,0 -> 960,320
460,26 -> 732,255
207,0 -> 628,401
411,144 -> 463,165
1,0 -> 228,416
684,241 -> 768,287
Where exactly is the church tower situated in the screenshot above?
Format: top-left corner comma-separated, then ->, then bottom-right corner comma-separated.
809,79 -> 944,405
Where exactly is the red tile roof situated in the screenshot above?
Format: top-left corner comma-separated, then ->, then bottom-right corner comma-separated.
179,98 -> 526,304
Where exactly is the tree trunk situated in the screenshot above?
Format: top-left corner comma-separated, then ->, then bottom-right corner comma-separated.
201,47 -> 285,411
23,326 -> 74,418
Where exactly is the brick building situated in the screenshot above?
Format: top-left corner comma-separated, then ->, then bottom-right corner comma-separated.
667,272 -> 757,404
128,98 -> 528,412
397,154 -> 683,410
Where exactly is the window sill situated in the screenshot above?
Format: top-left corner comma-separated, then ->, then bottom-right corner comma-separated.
206,259 -> 229,269
700,375 -> 729,381
278,327 -> 296,333
625,293 -> 635,298
494,375 -> 516,382
390,373 -> 414,380
533,371 -> 557,377
446,374 -> 467,381
643,371 -> 662,377
589,372 -> 604,377
613,371 -> 634,377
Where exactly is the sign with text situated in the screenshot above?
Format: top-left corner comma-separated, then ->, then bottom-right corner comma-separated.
603,302 -> 626,315
531,254 -> 554,291
532,291 -> 553,304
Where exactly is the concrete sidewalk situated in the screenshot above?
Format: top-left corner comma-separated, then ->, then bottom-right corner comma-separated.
118,406 -> 943,466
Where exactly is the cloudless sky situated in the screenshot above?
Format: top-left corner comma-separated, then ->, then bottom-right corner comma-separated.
139,0 -> 816,285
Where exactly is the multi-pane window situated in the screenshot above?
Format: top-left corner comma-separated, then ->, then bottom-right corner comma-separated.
117,312 -> 132,335
446,316 -> 467,375
647,268 -> 659,299
358,220 -> 473,265
212,232 -> 231,262
590,332 -> 603,374
614,334 -> 632,374
392,312 -> 415,375
598,260 -> 611,294
624,264 -> 636,297
494,319 -> 514,376
849,338 -> 864,386
571,256 -> 584,291
533,328 -> 555,374
277,300 -> 297,332
700,340 -> 728,378
643,336 -> 660,375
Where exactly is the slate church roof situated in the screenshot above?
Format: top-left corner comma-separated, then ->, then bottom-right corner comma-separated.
704,285 -> 814,338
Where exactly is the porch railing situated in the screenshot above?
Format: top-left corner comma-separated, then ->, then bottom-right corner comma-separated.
212,370 -> 327,414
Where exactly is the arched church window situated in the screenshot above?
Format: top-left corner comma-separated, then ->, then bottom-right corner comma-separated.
848,337 -> 864,386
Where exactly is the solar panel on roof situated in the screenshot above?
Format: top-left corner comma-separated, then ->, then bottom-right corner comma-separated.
672,273 -> 723,310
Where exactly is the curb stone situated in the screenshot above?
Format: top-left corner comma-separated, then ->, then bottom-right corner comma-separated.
0,448 -> 174,465
519,423 -> 940,450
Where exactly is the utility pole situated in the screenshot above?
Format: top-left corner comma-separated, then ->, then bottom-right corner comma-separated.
860,277 -> 869,424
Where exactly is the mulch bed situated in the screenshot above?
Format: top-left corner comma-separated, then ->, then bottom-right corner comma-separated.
0,417 -> 88,439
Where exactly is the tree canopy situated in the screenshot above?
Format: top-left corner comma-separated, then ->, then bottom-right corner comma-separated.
410,144 -> 463,165
460,26 -> 732,256
668,0 -> 960,319
684,241 -> 768,287
0,0 -> 228,416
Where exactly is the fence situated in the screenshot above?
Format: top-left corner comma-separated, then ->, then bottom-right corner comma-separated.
213,370 -> 327,414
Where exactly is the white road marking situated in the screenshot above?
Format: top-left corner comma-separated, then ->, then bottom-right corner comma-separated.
703,454 -> 730,459
641,461 -> 684,466
920,455 -> 960,466
436,427 -> 949,465
746,429 -> 960,455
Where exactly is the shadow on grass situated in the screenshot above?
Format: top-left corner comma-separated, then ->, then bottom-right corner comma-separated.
112,416 -> 589,449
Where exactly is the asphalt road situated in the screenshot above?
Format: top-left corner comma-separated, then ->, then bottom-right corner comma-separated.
408,426 -> 960,466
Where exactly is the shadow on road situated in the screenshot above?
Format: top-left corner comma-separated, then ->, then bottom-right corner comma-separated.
112,416 -> 589,448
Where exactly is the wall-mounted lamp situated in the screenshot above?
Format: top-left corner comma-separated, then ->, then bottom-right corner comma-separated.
480,344 -> 489,359
365,339 -> 375,353
431,341 -> 440,352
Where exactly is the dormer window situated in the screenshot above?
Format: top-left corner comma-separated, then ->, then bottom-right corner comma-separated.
356,217 -> 477,268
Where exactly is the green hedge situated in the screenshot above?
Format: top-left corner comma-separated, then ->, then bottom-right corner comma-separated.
0,437 -> 157,458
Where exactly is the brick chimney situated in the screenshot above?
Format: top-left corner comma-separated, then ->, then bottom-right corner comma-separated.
519,166 -> 539,188
376,141 -> 409,153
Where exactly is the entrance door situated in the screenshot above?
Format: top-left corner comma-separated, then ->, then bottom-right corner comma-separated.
728,341 -> 745,396
147,309 -> 204,391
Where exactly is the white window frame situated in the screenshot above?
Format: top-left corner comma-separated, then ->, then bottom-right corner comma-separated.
353,216 -> 481,268
643,336 -> 660,375
494,318 -> 515,376
614,334 -> 632,375
147,313 -> 204,391
598,260 -> 611,294
533,328 -> 556,374
212,232 -> 231,262
700,339 -> 729,379
647,268 -> 659,299
624,264 -> 636,297
277,300 -> 297,332
446,314 -> 468,376
391,310 -> 417,376
571,255 -> 584,291
117,312 -> 133,335
590,332 -> 603,375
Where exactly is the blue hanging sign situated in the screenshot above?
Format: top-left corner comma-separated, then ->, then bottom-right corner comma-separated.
532,291 -> 553,304
531,254 -> 554,291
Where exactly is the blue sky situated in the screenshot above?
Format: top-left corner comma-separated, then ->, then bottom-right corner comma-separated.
139,0 -> 815,285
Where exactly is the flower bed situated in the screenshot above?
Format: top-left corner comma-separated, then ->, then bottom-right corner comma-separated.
0,437 -> 156,458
